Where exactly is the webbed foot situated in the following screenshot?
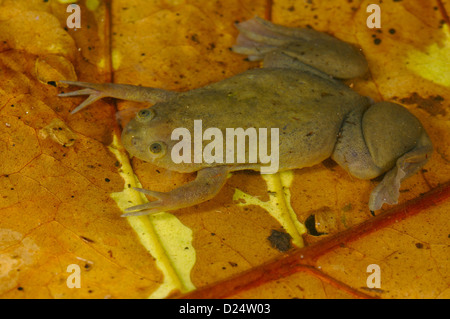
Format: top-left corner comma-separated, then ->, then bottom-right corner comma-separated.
58,80 -> 177,114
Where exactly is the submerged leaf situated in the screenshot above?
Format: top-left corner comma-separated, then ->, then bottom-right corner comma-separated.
0,0 -> 448,299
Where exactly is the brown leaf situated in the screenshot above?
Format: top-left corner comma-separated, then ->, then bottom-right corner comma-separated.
184,182 -> 450,298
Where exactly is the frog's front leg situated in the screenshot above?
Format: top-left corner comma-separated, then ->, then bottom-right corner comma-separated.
232,17 -> 368,79
122,166 -> 230,217
58,81 -> 178,114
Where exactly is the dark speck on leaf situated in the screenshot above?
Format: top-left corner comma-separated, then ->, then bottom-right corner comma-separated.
268,229 -> 292,252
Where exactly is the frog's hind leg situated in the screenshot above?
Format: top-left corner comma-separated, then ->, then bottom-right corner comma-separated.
332,102 -> 432,211
362,103 -> 433,211
368,132 -> 432,211
232,17 -> 368,79
58,81 -> 178,114
121,166 -> 230,217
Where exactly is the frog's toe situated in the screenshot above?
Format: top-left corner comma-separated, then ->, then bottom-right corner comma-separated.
368,131 -> 432,211
121,202 -> 164,217
59,80 -> 178,113
58,88 -> 96,97
123,201 -> 161,213
368,168 -> 404,211
124,188 -> 166,212
121,188 -> 173,217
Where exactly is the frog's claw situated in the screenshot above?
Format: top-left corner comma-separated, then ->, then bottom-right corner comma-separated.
121,166 -> 230,217
58,83 -> 108,114
58,80 -> 178,114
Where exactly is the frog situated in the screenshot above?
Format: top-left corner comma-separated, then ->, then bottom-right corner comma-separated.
58,17 -> 433,217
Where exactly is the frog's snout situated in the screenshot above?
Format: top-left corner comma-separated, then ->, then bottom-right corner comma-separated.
122,119 -> 138,135
121,120 -> 140,149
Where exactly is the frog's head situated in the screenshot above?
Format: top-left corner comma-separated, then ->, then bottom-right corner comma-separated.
121,107 -> 174,168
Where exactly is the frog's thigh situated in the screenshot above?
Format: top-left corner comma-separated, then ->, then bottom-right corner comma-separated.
362,102 -> 433,210
331,104 -> 383,180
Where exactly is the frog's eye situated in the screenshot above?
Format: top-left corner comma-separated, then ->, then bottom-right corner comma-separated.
136,108 -> 155,122
149,141 -> 166,158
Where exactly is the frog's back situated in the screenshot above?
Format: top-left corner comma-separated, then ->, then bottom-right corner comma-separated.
157,68 -> 371,171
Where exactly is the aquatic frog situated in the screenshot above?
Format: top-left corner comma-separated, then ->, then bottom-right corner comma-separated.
59,17 -> 432,217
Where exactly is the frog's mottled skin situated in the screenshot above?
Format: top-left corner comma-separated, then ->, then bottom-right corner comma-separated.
59,17 -> 432,216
